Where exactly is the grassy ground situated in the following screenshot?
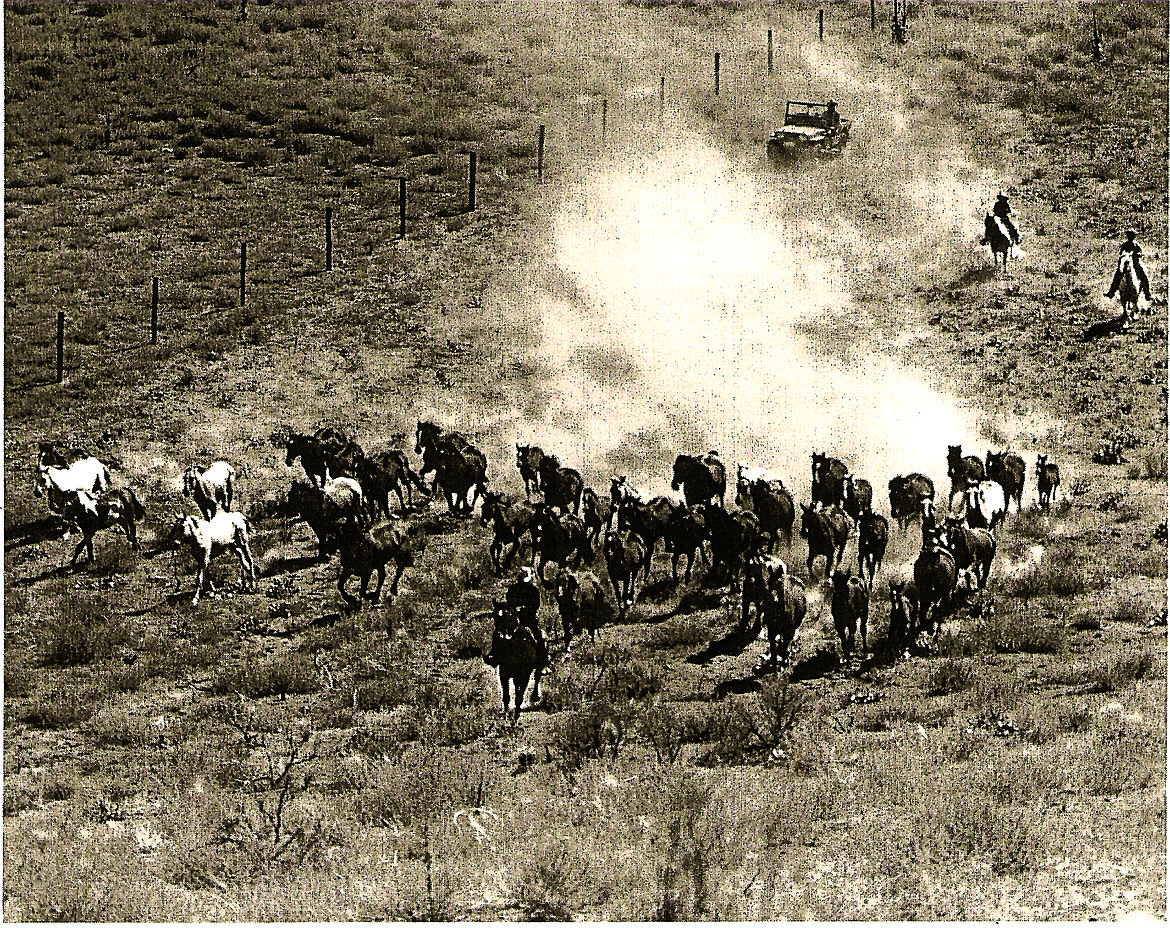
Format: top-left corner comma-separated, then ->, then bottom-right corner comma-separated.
4,1 -> 1166,920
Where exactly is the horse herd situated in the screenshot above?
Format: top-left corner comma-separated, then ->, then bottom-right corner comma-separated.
30,424 -> 1064,718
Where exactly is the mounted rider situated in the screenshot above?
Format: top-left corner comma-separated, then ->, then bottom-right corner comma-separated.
992,193 -> 1020,244
1105,229 -> 1152,301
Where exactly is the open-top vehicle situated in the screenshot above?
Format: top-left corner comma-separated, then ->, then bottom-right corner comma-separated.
767,100 -> 851,164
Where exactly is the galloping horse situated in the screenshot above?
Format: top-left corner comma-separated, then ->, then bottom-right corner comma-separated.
981,214 -> 1014,271
35,457 -> 111,518
1114,253 -> 1141,318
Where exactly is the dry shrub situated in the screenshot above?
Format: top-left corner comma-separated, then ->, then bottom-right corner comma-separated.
211,651 -> 319,699
1077,722 -> 1166,796
548,697 -> 632,770
968,601 -> 1067,654
38,596 -> 129,667
19,689 -> 96,730
448,610 -> 491,659
1142,449 -> 1168,480
1085,650 -> 1157,693
924,658 -> 973,696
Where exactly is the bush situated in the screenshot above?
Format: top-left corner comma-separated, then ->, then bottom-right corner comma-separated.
965,602 -> 1067,654
548,698 -> 632,770
1085,651 -> 1156,693
924,658 -> 974,696
448,611 -> 490,660
4,649 -> 36,698
920,788 -> 1044,875
699,677 -> 806,767
19,690 -> 95,730
39,597 -> 130,667
210,652 -> 319,699
1142,450 -> 1168,480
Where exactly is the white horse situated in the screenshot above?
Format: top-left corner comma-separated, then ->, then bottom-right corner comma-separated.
182,461 -> 236,519
35,458 -> 111,518
963,480 -> 1007,533
163,512 -> 256,605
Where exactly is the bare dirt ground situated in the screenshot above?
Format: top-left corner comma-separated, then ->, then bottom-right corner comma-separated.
4,2 -> 1167,920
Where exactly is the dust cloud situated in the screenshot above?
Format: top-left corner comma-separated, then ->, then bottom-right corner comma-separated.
514,124 -> 987,502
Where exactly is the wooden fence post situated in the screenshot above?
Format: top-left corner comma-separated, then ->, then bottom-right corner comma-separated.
714,52 -> 720,95
467,152 -> 476,211
819,9 -> 824,41
151,276 -> 158,345
325,206 -> 332,271
871,0 -> 876,31
395,177 -> 407,238
56,311 -> 64,383
768,29 -> 773,74
659,76 -> 665,121
601,99 -> 608,142
537,125 -> 545,182
239,242 -> 246,307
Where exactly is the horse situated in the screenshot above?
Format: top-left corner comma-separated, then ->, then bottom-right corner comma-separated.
741,556 -> 807,671
483,600 -> 547,722
946,445 -> 985,513
59,487 -> 146,566
515,444 -> 545,499
671,452 -> 726,509
799,503 -> 850,580
335,521 -> 428,606
889,473 -> 935,532
736,465 -> 795,554
182,461 -> 235,519
37,441 -> 93,469
34,458 -> 112,519
981,214 -> 1014,271
913,525 -> 958,638
1115,253 -> 1141,318
810,452 -> 849,509
157,512 -> 256,605
415,421 -> 485,491
285,432 -> 330,487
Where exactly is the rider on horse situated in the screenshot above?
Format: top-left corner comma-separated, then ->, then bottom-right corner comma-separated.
992,193 -> 1020,245
1105,229 -> 1152,302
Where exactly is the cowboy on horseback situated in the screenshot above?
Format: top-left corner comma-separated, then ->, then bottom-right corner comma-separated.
992,193 -> 1020,245
1105,230 -> 1152,302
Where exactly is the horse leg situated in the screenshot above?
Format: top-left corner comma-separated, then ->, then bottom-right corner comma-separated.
515,668 -> 533,719
369,565 -> 387,602
192,565 -> 205,605
389,560 -> 406,597
71,534 -> 90,566
498,668 -> 510,717
338,569 -> 359,607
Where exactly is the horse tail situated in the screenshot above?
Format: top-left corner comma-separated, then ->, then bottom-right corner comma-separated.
96,462 -> 111,493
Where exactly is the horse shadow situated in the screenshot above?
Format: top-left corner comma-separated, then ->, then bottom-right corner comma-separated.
789,647 -> 843,682
261,554 -> 324,579
668,586 -> 727,618
9,561 -> 84,586
5,516 -> 69,551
